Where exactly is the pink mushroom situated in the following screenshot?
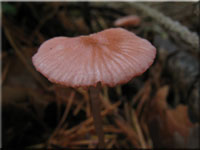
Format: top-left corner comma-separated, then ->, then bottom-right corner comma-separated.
32,28 -> 156,148
33,28 -> 155,87
114,15 -> 141,27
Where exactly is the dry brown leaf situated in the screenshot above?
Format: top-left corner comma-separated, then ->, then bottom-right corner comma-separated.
143,86 -> 195,148
166,105 -> 194,138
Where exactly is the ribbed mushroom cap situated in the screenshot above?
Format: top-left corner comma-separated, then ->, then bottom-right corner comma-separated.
32,28 -> 156,87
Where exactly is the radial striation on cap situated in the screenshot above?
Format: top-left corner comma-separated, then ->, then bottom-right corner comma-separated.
32,28 -> 156,87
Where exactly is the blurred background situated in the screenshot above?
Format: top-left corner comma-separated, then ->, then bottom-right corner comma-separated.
1,2 -> 200,149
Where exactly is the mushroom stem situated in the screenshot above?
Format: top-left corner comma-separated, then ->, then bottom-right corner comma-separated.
89,82 -> 105,148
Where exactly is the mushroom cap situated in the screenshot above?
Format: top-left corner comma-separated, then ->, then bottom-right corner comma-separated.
32,28 -> 156,87
114,15 -> 141,27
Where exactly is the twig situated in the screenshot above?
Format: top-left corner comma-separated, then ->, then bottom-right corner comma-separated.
68,125 -> 122,140
57,91 -> 75,128
3,25 -> 49,89
62,101 -> 121,136
73,100 -> 85,116
75,88 -> 91,117
132,109 -> 147,148
115,118 -> 140,148
130,3 -> 199,53
107,137 -> 116,148
136,83 -> 151,116
131,80 -> 151,106
2,59 -> 11,84
70,139 -> 98,146
124,102 -> 132,126
48,91 -> 75,143
50,101 -> 121,147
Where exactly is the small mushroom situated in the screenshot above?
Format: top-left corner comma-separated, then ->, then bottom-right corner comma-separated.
114,15 -> 141,27
32,28 -> 156,148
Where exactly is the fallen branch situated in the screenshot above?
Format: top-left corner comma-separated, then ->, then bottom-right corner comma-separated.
130,3 -> 199,53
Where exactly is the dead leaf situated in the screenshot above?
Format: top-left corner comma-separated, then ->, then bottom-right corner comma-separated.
143,86 -> 195,148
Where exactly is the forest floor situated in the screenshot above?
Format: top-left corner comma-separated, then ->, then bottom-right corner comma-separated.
2,2 -> 199,149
